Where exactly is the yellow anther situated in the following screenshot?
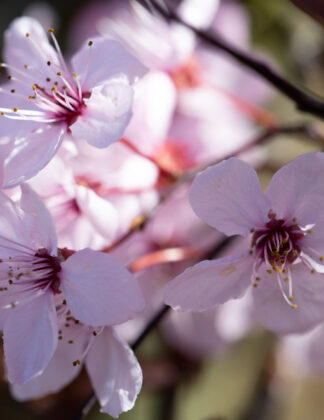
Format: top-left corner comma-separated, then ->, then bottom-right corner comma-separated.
72,360 -> 81,366
24,64 -> 28,69
311,269 -> 317,274
57,71 -> 62,76
289,296 -> 294,302
291,303 -> 298,309
266,269 -> 272,274
0,112 -> 4,116
255,277 -> 261,282
88,40 -> 93,46
32,84 -> 37,90
320,256 -> 324,261
13,107 -> 18,112
51,85 -> 57,91
28,95 -> 35,100
253,283 -> 258,288
48,28 -> 54,33
273,266 -> 280,272
282,269 -> 287,273
26,32 -> 30,37
73,72 -> 78,78
308,229 -> 313,234
284,277 -> 289,282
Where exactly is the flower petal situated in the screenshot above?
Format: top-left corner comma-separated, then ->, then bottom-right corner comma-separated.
60,249 -> 145,326
266,152 -> 324,225
86,327 -> 142,418
1,124 -> 66,188
253,264 -> 324,334
189,158 -> 270,237
71,37 -> 147,90
20,184 -> 57,255
69,80 -> 133,148
4,17 -> 59,87
3,292 -> 57,384
164,252 -> 253,311
11,323 -> 88,400
74,185 -> 119,242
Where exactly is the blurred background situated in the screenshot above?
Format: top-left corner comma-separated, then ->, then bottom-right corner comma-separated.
1,0 -> 324,419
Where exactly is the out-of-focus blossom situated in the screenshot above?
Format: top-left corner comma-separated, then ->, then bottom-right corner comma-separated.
11,325 -> 142,418
165,153 -> 324,334
0,17 -> 146,188
0,185 -> 145,385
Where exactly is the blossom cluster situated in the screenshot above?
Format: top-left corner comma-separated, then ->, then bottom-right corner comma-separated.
0,0 -> 324,417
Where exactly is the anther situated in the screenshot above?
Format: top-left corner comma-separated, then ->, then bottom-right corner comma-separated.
46,77 -> 51,82
292,218 -> 297,222
253,283 -> 258,288
32,84 -> 37,90
311,269 -> 317,274
57,72 -> 62,76
291,303 -> 298,309
249,250 -> 253,255
73,73 -> 77,78
320,256 -> 324,261
273,266 -> 280,272
266,269 -> 272,274
289,296 -> 294,302
7,75 -> 12,80
10,89 -> 15,93
93,331 -> 97,336
26,33 -> 30,37
1,112 -> 4,116
48,28 -> 54,33
284,277 -> 289,282
47,61 -> 51,66
72,360 -> 81,366
88,40 -> 93,46
255,276 -> 261,282
24,64 -> 28,69
68,340 -> 74,344
13,107 -> 18,112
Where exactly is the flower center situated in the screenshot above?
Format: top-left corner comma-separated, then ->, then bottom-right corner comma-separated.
33,248 -> 62,293
251,211 -> 305,269
0,28 -> 93,126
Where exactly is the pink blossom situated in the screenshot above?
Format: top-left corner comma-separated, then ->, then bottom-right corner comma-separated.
11,324 -> 142,418
0,184 -> 145,384
0,17 -> 146,188
165,153 -> 324,334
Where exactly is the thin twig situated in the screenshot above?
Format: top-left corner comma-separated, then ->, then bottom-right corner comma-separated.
139,0 -> 324,119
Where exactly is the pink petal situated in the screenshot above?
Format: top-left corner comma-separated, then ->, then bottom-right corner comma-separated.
124,71 -> 176,155
60,249 -> 145,326
189,158 -> 270,237
1,124 -> 66,188
20,184 -> 57,255
11,323 -> 88,400
75,185 -> 119,242
266,152 -> 324,225
253,264 -> 324,334
3,292 -> 57,384
0,191 -> 32,258
164,253 -> 253,311
86,327 -> 142,418
69,80 -> 133,148
71,37 -> 147,91
4,17 -> 59,87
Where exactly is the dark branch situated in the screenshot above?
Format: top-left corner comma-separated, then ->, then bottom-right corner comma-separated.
140,0 -> 324,120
